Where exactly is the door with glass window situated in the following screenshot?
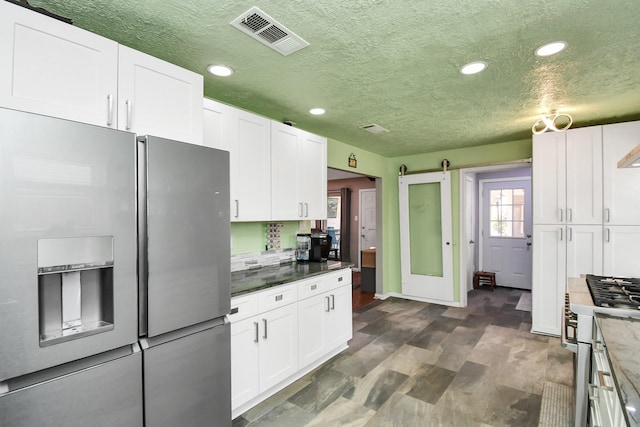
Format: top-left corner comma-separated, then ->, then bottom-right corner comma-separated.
480,179 -> 532,289
399,172 -> 454,302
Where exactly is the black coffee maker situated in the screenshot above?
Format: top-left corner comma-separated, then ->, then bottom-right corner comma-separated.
309,233 -> 330,262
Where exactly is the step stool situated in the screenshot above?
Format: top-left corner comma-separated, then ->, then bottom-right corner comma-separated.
473,271 -> 496,291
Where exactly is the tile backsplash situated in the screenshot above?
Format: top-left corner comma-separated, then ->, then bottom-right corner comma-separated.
231,248 -> 295,272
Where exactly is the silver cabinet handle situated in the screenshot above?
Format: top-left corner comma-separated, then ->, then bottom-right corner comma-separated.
299,202 -> 303,217
125,99 -> 133,130
559,209 -> 563,223
234,199 -> 239,218
605,208 -> 610,223
568,227 -> 573,242
262,319 -> 268,339
305,203 -> 309,217
330,294 -> 335,310
106,94 -> 114,126
568,208 -> 573,222
559,228 -> 563,241
605,228 -> 611,243
254,321 -> 259,343
325,296 -> 331,312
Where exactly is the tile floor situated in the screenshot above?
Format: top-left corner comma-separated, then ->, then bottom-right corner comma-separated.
232,287 -> 574,427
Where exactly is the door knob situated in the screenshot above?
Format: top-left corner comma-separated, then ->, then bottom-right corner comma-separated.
526,242 -> 532,246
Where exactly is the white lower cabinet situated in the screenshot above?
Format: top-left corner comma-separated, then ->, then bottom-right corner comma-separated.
532,225 -> 566,336
298,271 -> 352,369
603,226 -> 640,277
230,269 -> 352,418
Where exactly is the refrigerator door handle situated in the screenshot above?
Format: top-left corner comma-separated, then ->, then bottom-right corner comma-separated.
262,319 -> 268,339
137,137 -> 149,336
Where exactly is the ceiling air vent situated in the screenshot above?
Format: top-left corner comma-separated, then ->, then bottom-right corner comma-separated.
360,123 -> 389,134
230,7 -> 309,56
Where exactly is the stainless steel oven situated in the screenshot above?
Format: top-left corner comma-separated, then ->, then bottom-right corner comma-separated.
563,275 -> 640,427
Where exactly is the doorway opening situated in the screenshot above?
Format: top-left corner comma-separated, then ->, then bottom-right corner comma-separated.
459,163 -> 532,307
325,167 -> 381,311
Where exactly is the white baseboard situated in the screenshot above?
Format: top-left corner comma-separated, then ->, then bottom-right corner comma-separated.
378,292 -> 465,307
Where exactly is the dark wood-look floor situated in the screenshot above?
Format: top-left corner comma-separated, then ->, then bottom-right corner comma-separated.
351,271 -> 375,310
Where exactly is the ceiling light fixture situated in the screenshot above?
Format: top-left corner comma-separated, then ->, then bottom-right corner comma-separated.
309,108 -> 325,115
460,61 -> 487,75
535,41 -> 567,57
207,64 -> 234,77
532,113 -> 573,134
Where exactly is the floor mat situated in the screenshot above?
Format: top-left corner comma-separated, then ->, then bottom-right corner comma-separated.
516,291 -> 532,311
538,382 -> 574,426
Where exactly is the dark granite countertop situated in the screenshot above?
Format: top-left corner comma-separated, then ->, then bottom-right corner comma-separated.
231,261 -> 354,297
595,313 -> 640,426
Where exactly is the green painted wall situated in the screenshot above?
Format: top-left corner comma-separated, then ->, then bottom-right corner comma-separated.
231,221 -> 311,255
232,136 -> 532,305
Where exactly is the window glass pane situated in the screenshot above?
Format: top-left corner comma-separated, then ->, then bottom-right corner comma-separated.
500,206 -> 513,221
513,189 -> 525,204
408,182 -> 443,276
488,187 -> 526,238
501,189 -> 513,205
490,190 -> 502,206
490,205 -> 499,221
513,221 -> 525,237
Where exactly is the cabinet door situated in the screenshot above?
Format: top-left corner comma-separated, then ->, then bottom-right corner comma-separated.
566,127 -> 603,224
297,293 -> 328,369
603,121 -> 640,225
271,122 -> 303,220
533,132 -> 566,224
118,45 -> 203,144
230,317 -> 260,411
229,109 -> 271,221
259,303 -> 298,392
203,98 -> 231,151
566,225 -> 603,278
531,225 -> 566,336
301,131 -> 328,220
603,226 -> 640,277
325,284 -> 353,351
0,1 -> 118,127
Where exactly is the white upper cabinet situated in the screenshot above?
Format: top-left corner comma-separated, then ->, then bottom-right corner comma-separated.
533,127 -> 602,225
271,122 -> 303,220
0,1 -> 118,127
565,126 -> 603,225
203,98 -> 231,151
0,2 -> 204,144
301,131 -> 328,220
229,109 -> 271,221
532,131 -> 566,224
118,45 -> 203,144
271,122 -> 327,221
603,121 -> 640,225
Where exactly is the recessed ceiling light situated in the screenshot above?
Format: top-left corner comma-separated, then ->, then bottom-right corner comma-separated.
460,61 -> 487,75
309,108 -> 325,116
535,41 -> 567,57
207,64 -> 234,77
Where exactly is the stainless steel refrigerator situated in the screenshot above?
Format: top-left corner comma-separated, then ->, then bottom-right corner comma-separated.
0,108 -> 231,426
137,134 -> 231,427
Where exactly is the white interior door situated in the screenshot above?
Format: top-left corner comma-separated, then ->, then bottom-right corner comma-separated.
480,179 -> 532,289
465,175 -> 476,291
360,189 -> 377,252
399,172 -> 454,303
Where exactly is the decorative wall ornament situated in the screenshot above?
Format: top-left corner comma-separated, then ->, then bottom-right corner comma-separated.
532,113 -> 573,135
348,153 -> 357,168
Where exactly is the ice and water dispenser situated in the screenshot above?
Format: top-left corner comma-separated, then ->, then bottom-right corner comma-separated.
37,236 -> 115,347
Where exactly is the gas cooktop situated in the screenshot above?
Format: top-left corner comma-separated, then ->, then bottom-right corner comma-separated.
586,274 -> 640,310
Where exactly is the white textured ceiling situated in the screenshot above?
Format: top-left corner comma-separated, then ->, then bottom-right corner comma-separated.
28,0 -> 640,157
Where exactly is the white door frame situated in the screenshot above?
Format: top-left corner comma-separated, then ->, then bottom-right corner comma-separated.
458,162 -> 532,307
358,188 -> 377,271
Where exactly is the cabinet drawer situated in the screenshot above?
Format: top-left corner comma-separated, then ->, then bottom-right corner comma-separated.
229,294 -> 258,323
297,277 -> 326,300
324,269 -> 352,291
258,284 -> 297,312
